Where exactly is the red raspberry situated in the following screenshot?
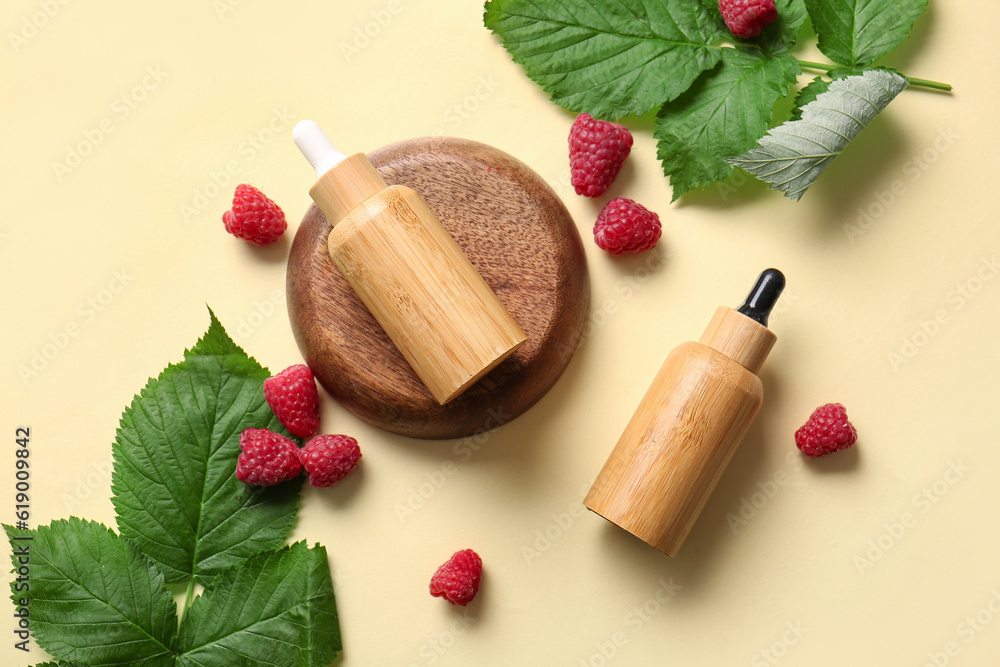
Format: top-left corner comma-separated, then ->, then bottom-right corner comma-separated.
569,113 -> 633,197
719,0 -> 778,39
236,428 -> 302,486
298,435 -> 361,488
429,549 -> 482,606
795,403 -> 858,458
593,197 -> 662,255
223,184 -> 287,246
264,364 -> 320,438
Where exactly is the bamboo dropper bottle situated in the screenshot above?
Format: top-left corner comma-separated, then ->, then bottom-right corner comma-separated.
585,269 -> 785,556
293,120 -> 527,405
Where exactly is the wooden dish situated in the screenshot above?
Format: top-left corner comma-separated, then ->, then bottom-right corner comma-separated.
287,136 -> 589,439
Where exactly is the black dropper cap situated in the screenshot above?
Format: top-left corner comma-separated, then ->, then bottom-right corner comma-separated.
736,269 -> 785,327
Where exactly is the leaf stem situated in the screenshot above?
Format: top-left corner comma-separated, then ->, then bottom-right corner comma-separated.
796,59 -> 952,92
180,578 -> 196,624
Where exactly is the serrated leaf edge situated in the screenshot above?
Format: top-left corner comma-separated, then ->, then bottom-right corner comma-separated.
726,68 -> 908,200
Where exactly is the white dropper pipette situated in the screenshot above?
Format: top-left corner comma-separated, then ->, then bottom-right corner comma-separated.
293,120 -> 347,177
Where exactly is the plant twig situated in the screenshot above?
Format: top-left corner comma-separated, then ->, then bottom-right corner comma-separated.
180,578 -> 196,624
796,59 -> 952,91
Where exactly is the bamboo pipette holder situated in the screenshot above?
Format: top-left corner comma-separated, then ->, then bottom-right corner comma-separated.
585,270 -> 783,556
307,149 -> 527,405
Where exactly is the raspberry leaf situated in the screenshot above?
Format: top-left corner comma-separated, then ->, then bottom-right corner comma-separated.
112,309 -> 303,585
804,0 -> 928,68
483,0 -> 726,119
655,50 -> 800,200
176,542 -> 340,666
788,68 -> 860,120
699,0 -> 808,55
727,68 -> 908,200
756,0 -> 809,55
4,519 -> 178,666
789,77 -> 831,120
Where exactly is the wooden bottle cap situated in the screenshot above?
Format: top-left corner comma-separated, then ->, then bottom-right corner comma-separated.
698,307 -> 776,374
287,137 -> 590,439
308,153 -> 387,226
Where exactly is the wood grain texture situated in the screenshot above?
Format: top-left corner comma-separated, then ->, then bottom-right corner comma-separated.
287,137 -> 589,439
309,153 -> 386,224
327,183 -> 527,404
585,342 -> 764,556
698,307 -> 775,374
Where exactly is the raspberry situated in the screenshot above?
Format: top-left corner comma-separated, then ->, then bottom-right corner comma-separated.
264,364 -> 320,438
569,113 -> 633,197
795,403 -> 858,458
429,549 -> 482,606
298,435 -> 361,487
593,197 -> 662,255
223,184 -> 287,246
719,0 -> 778,39
236,428 -> 302,486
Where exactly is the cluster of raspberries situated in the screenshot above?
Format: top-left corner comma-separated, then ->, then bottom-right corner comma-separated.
222,180 -> 489,604
237,364 -> 486,606
235,364 -> 361,488
569,0 -> 780,255
568,113 -> 662,256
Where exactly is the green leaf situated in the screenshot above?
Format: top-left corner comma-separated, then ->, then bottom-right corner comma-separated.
804,0 -> 928,67
112,309 -> 302,585
789,77 -> 830,120
727,68 -> 908,200
757,0 -> 809,54
176,542 -> 340,667
700,0 -> 807,54
484,0 -> 726,119
5,519 -> 177,666
789,68 -> 859,119
655,49 -> 800,200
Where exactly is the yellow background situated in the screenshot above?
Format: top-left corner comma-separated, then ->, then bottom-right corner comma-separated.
3,1 -> 997,665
